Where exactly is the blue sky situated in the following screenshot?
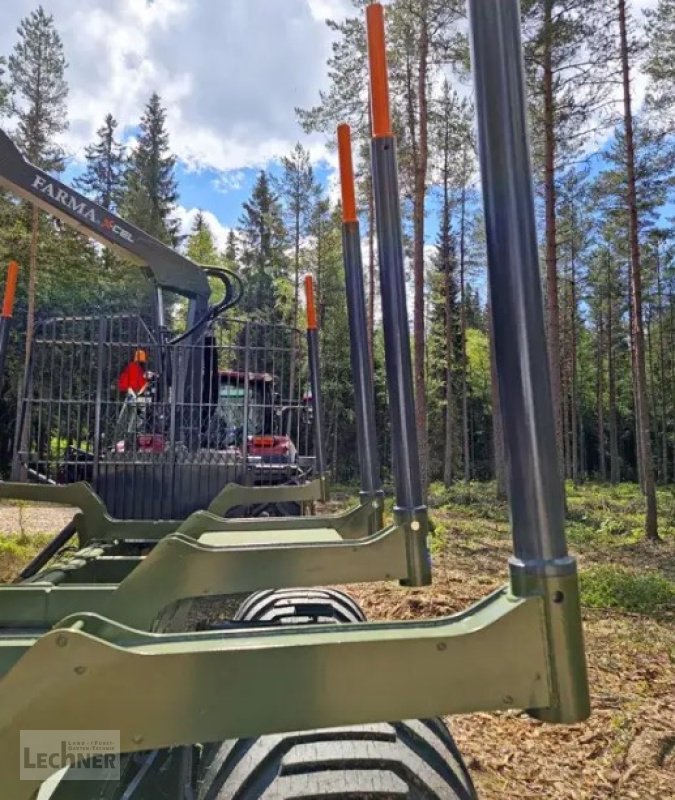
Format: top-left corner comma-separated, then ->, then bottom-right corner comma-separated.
0,0 -> 355,247
1,0 -> 659,251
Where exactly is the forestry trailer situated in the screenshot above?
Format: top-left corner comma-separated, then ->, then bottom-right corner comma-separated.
0,3 -> 589,798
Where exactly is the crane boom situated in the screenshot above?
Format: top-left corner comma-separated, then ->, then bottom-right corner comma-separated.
0,128 -> 210,301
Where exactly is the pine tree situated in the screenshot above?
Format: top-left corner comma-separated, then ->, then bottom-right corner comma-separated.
276,143 -> 317,330
522,0 -> 616,477
618,0 -> 659,540
645,0 -> 675,115
8,6 -> 68,369
386,0 -> 465,489
123,93 -> 179,245
74,113 -> 124,210
0,57 -> 9,115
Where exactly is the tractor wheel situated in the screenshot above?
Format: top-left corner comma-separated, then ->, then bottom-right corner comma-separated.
196,589 -> 478,800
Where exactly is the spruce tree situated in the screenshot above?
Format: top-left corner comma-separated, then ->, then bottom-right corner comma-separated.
238,171 -> 288,315
186,211 -> 219,265
8,6 -> 68,368
123,93 -> 179,244
224,229 -> 238,268
74,113 -> 124,210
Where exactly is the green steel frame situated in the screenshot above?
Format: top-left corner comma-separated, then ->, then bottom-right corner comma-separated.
0,3 -> 591,797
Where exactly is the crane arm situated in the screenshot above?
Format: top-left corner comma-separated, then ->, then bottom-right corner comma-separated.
0,128 -> 210,301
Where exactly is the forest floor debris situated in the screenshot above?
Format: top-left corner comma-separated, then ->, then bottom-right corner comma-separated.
1,482 -> 673,798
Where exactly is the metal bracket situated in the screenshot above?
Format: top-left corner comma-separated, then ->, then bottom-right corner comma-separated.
0,588 -> 551,800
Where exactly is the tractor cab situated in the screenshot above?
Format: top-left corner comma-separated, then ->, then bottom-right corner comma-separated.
205,369 -> 298,466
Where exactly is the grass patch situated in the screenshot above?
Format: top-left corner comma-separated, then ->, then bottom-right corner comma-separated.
580,564 -> 675,616
0,533 -> 51,582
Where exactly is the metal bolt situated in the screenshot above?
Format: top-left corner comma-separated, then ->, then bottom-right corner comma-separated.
132,735 -> 144,745
437,642 -> 447,652
411,520 -> 420,532
74,666 -> 86,675
56,635 -> 68,648
502,695 -> 514,705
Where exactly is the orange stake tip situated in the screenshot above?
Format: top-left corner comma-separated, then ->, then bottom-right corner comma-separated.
366,3 -> 392,138
2,261 -> 19,318
304,274 -> 318,331
337,124 -> 358,223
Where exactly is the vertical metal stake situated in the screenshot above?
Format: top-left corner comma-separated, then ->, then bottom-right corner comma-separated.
337,124 -> 384,531
468,0 -> 589,723
366,3 -> 430,585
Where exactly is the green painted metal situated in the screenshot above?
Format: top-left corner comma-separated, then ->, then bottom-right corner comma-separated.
0,478 -> 331,546
0,585 -> 116,630
106,525 -> 408,630
0,588 -> 552,799
177,496 -> 383,539
511,569 -> 590,723
205,478 -> 325,516
0,522 -> 405,630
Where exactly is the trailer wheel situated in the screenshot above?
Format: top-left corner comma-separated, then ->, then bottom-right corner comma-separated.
235,587 -> 366,624
197,589 -> 478,799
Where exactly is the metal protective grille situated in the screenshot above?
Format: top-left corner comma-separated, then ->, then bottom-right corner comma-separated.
15,314 -> 315,519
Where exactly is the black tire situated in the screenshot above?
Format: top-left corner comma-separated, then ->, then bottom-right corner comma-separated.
224,501 -> 302,519
235,587 -> 367,625
197,590 -> 478,799
196,719 -> 477,799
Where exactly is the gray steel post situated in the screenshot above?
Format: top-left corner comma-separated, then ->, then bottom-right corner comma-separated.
342,224 -> 384,508
304,276 -> 328,501
337,124 -> 384,530
367,3 -> 430,585
92,316 -> 107,485
468,0 -> 589,722
242,322 -> 251,478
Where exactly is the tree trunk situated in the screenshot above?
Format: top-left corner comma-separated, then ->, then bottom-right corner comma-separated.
24,205 -> 39,372
442,173 -> 454,488
597,305 -> 607,482
619,0 -> 659,540
488,300 -> 506,498
656,243 -> 668,483
607,256 -> 620,484
646,309 -> 658,481
411,7 -> 430,490
459,157 -> 470,484
571,256 -> 579,485
543,0 -> 563,476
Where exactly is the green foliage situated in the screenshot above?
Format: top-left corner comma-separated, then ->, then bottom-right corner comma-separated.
580,565 -> 675,615
74,113 -> 124,211
465,328 -> 490,404
187,211 -> 220,266
122,93 -> 179,244
645,0 -> 675,114
0,533 -> 51,582
8,6 -> 68,169
238,170 -> 289,317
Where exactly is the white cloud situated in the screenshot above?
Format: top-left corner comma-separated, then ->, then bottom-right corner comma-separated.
211,170 -> 247,194
175,205 -> 231,251
0,0 -> 342,171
